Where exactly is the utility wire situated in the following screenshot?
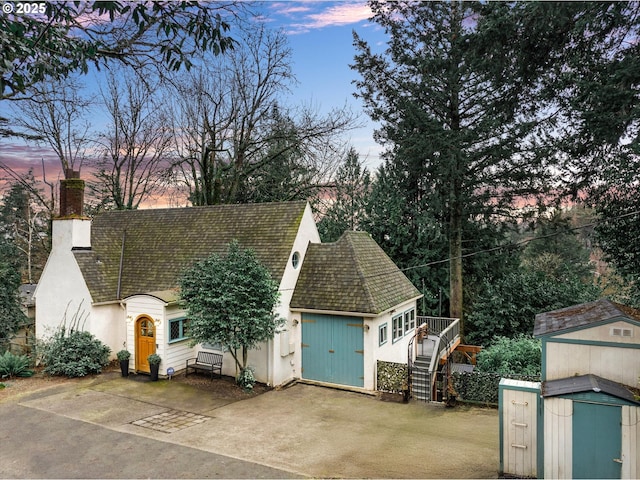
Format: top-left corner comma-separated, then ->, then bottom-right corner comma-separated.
389,208 -> 640,276
278,208 -> 640,292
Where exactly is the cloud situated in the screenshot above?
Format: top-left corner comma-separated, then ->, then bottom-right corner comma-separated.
0,142 -> 63,183
304,3 -> 372,28
270,1 -> 372,33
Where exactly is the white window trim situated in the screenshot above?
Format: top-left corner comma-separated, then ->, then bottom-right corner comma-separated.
392,314 -> 403,343
379,323 -> 388,346
403,308 -> 416,335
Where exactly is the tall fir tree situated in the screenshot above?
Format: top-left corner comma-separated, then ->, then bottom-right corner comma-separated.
352,2 -> 562,335
317,148 -> 371,242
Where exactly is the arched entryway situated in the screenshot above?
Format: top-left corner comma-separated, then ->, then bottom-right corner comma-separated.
135,316 -> 156,373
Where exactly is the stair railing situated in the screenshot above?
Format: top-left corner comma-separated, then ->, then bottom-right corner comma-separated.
407,322 -> 428,399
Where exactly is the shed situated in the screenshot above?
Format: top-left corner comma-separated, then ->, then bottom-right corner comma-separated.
500,299 -> 640,479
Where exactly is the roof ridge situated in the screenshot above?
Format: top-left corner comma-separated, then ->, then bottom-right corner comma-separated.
343,231 -> 377,312
96,200 -> 307,216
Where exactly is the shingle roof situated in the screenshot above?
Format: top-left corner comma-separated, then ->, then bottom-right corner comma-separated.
533,298 -> 640,337
290,231 -> 421,315
74,202 -> 307,304
542,374 -> 640,405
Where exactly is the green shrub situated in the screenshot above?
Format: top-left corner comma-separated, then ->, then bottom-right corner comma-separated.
452,371 -> 540,405
40,328 -> 111,377
147,353 -> 161,365
476,335 -> 541,376
117,349 -> 131,361
0,351 -> 34,379
236,366 -> 255,392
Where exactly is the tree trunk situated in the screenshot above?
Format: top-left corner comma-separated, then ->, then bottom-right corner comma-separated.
449,207 -> 464,338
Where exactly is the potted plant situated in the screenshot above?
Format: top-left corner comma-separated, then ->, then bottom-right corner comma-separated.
147,353 -> 161,381
116,350 -> 131,377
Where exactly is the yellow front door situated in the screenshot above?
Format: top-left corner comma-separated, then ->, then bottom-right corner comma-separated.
135,317 -> 156,373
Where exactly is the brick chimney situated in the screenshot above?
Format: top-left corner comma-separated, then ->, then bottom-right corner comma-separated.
59,169 -> 85,218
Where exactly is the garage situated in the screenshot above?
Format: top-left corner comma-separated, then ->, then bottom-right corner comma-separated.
301,313 -> 364,387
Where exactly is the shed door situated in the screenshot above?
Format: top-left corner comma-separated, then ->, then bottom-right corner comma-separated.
301,313 -> 364,387
572,402 -> 622,479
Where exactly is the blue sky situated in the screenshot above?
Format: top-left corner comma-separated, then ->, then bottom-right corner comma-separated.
250,1 -> 386,168
0,1 -> 386,186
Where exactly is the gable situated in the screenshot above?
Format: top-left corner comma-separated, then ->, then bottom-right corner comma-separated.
290,231 -> 421,315
551,319 -> 638,345
76,202 -> 308,304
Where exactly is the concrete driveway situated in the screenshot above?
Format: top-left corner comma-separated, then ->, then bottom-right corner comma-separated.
0,373 -> 499,478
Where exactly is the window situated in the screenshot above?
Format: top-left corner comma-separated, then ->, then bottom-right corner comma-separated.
169,317 -> 190,342
379,323 -> 388,346
403,308 -> 416,334
291,251 -> 301,269
392,314 -> 403,342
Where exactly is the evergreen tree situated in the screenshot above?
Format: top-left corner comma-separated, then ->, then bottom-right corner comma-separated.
521,210 -> 595,282
592,157 -> 640,307
0,173 -> 50,283
2,2 -> 238,101
352,2 -> 561,335
0,237 -> 29,349
317,148 -> 371,242
179,241 -> 284,376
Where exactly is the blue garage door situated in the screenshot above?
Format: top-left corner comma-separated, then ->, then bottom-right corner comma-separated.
301,313 -> 364,387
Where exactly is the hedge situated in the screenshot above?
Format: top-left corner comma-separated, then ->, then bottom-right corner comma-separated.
377,360 -> 408,393
452,371 -> 541,405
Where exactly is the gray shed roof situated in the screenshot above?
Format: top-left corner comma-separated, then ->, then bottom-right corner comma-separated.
533,298 -> 640,337
74,202 -> 307,304
542,374 -> 640,405
290,230 -> 421,315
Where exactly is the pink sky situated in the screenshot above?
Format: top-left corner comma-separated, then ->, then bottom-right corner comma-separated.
0,1 -> 382,200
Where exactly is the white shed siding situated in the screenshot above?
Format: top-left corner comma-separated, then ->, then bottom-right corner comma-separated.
373,300 -> 418,365
622,405 -> 640,479
543,397 -> 573,479
501,382 -> 539,478
545,341 -> 640,385
555,321 -> 637,344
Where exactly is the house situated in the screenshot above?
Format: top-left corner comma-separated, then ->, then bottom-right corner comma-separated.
499,299 -> 640,479
35,177 -> 422,391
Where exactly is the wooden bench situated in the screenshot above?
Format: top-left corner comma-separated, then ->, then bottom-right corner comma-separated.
185,351 -> 223,380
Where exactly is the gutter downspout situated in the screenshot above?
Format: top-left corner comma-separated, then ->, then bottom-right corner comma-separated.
117,229 -> 126,300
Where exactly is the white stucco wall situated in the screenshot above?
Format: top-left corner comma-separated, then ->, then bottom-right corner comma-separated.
92,304 -> 125,357
270,202 -> 321,386
369,299 -> 419,390
34,219 -> 93,341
